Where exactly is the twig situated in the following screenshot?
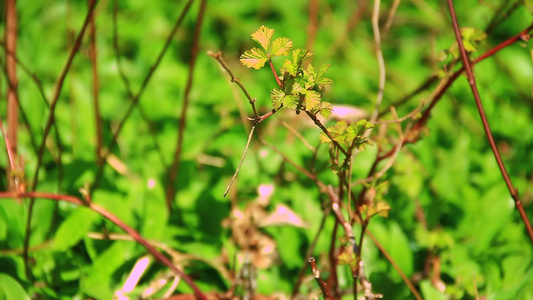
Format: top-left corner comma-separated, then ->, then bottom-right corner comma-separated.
166,0 -> 207,212
308,257 -> 335,300
89,0 -> 103,165
370,0 -> 386,123
306,0 -> 319,52
5,0 -> 18,173
223,125 -> 256,197
447,0 -> 533,243
366,230 -> 421,300
24,0 -> 97,280
291,214 -> 328,299
305,111 -> 349,156
112,0 -> 168,166
0,191 -> 207,300
269,60 -> 283,88
93,0 -> 194,190
207,51 -> 259,118
280,120 -> 315,152
383,0 -> 401,34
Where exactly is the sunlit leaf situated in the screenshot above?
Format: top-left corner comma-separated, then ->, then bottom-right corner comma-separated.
271,88 -> 298,109
270,37 -> 292,56
304,90 -> 321,111
251,25 -> 274,50
240,47 -> 268,69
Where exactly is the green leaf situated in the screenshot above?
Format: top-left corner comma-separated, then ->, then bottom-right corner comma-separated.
270,37 -> 292,57
0,274 -> 30,300
291,48 -> 313,66
304,90 -> 321,111
54,207 -> 99,251
251,25 -> 274,51
271,88 -> 298,109
281,60 -> 298,76
240,47 -> 269,69
317,101 -> 333,119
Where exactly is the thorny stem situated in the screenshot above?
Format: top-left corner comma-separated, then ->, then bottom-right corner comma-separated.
447,0 -> 533,243
0,191 -> 207,300
24,0 -> 97,280
166,0 -> 207,212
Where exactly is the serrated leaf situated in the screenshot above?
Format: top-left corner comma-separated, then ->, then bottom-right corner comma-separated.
304,90 -> 321,111
318,102 -> 333,119
292,82 -> 307,94
291,49 -> 313,66
270,89 -> 298,109
240,48 -> 268,69
281,60 -> 298,76
270,37 -> 292,57
251,25 -> 274,51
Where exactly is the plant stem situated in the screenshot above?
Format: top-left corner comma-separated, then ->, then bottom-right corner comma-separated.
447,0 -> 533,243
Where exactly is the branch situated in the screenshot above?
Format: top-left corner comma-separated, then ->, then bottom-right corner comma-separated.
223,126 -> 256,197
207,51 -> 260,118
305,111 -> 349,156
447,0 -> 533,243
308,257 -> 335,300
93,0 -> 194,190
166,0 -> 207,211
0,191 -> 207,300
24,0 -> 98,280
370,0 -> 386,123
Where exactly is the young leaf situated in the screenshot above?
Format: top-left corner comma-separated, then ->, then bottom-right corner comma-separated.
271,88 -> 298,109
281,60 -> 298,76
270,37 -> 292,57
240,47 -> 269,69
317,101 -> 333,119
251,25 -> 274,51
304,90 -> 321,111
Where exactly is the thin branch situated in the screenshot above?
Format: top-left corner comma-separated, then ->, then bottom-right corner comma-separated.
370,0 -> 386,123
24,1 -> 97,280
383,0 -> 401,34
308,257 -> 335,300
5,0 -> 18,179
223,126 -> 256,197
207,51 -> 259,118
366,230 -> 422,300
305,111 -> 349,156
291,214 -> 328,299
447,0 -> 533,243
0,191 -> 207,300
306,0 -> 319,52
269,59 -> 282,88
112,0 -> 166,166
166,0 -> 207,212
93,0 -> 194,190
89,0 -> 103,166
280,120 -> 315,151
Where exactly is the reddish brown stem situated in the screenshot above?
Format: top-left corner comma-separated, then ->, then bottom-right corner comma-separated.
269,60 -> 282,88
447,0 -> 533,243
5,0 -> 18,189
24,1 -> 97,280
89,0 -> 103,166
0,191 -> 207,300
93,0 -> 194,191
308,257 -> 335,300
166,0 -> 207,213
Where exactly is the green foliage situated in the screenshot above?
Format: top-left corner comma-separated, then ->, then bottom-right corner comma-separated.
0,1 -> 532,299
241,26 -> 333,116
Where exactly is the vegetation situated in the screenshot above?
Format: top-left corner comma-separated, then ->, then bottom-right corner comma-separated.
1,0 -> 533,299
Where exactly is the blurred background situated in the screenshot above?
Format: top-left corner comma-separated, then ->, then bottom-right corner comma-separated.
1,0 -> 533,299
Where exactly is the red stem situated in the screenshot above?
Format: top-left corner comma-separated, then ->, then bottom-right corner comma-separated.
446,0 -> 533,243
269,60 -> 282,87
0,191 -> 207,300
